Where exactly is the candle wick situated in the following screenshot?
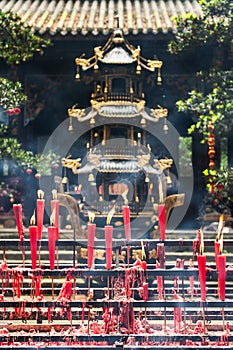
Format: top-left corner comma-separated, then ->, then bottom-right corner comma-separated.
106,206 -> 115,225
88,211 -> 95,223
37,190 -> 44,200
52,189 -> 58,200
50,208 -> 56,226
30,210 -> 36,226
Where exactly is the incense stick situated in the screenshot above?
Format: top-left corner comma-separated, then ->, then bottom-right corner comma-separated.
56,246 -> 59,269
222,307 -> 225,332
52,276 -> 54,300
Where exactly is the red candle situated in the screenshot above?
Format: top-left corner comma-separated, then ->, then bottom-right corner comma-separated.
157,242 -> 165,269
48,307 -> 51,323
105,225 -> 113,270
197,254 -> 206,300
173,292 -> 182,333
37,190 -> 45,240
131,306 -> 135,334
105,208 -> 115,270
35,277 -> 41,297
143,282 -> 148,301
122,205 -> 131,241
158,204 -> 166,241
51,190 -> 59,241
48,225 -> 56,270
188,259 -> 195,298
156,261 -> 163,300
217,254 -> 226,301
141,260 -> 147,270
29,213 -> 37,269
82,302 -> 85,324
87,221 -> 96,269
214,241 -> 220,270
13,204 -> 24,241
174,307 -> 182,333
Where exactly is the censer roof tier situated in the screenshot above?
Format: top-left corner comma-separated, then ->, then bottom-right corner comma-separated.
62,152 -> 172,175
68,104 -> 168,123
75,26 -> 163,81
70,26 -> 167,129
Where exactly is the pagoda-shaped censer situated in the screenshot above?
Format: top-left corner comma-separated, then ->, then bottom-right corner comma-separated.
61,25 -> 184,239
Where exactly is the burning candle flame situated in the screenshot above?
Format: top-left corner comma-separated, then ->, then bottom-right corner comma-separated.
216,214 -> 224,242
37,190 -> 44,199
199,228 -> 204,255
121,189 -> 128,205
50,208 -> 56,226
30,211 -> 36,226
219,231 -> 224,254
106,206 -> 115,225
88,211 -> 95,223
52,189 -> 58,200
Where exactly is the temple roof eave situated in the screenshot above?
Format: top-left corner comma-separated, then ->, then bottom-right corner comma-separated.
3,1 -> 202,38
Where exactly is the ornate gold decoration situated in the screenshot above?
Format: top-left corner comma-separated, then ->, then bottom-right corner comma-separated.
147,59 -> 163,70
75,27 -> 163,78
164,194 -> 185,223
131,249 -> 144,261
94,46 -> 104,59
62,157 -> 81,171
158,158 -> 173,171
150,106 -> 168,118
79,245 -> 128,263
131,46 -> 141,59
68,105 -> 85,119
80,248 -> 87,259
149,249 -> 157,260
75,57 -> 91,68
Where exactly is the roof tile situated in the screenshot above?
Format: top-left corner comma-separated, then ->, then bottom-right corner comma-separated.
21,1 -> 39,23
67,0 -> 80,34
98,0 -> 106,31
143,0 -> 152,32
2,0 -> 15,12
0,0 -> 202,37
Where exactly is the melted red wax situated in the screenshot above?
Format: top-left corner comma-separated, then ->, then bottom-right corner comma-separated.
57,277 -> 73,301
156,261 -> 163,300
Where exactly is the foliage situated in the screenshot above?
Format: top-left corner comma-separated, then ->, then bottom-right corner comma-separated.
0,10 -> 51,110
169,0 -> 233,214
203,167 -> 233,214
0,78 -> 27,110
178,136 -> 193,177
0,10 -> 51,65
0,124 -> 59,175
168,0 -> 233,142
0,11 -> 56,177
169,0 -> 233,55
176,69 -> 233,141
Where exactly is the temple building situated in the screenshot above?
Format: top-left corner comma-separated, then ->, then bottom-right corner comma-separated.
0,0 -> 225,227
